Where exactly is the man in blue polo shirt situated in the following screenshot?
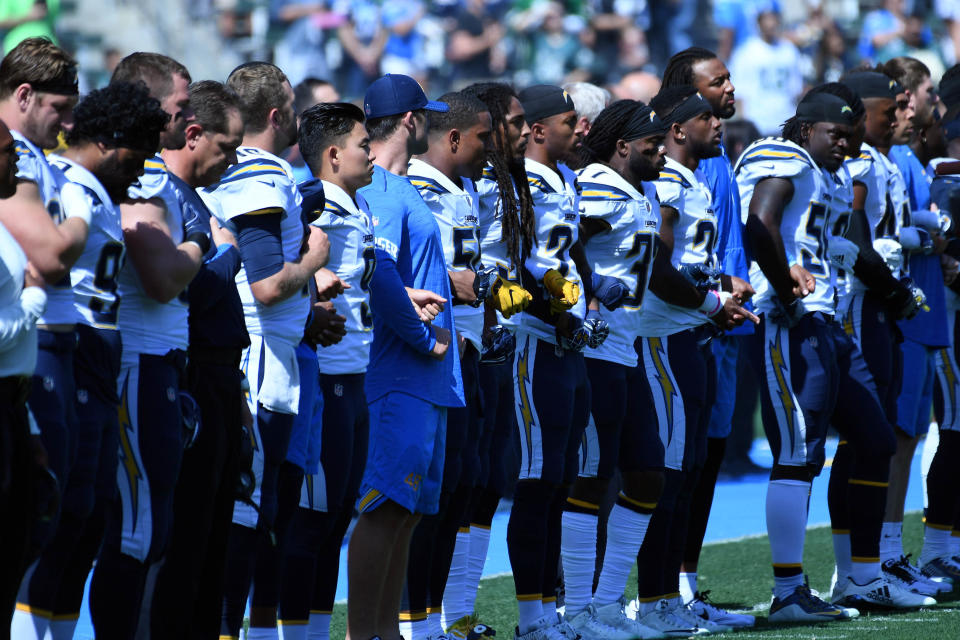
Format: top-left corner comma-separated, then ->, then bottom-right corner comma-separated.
347,74 -> 464,640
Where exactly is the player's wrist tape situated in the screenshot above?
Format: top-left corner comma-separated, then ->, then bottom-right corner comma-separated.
60,182 -> 92,226
185,231 -> 211,255
698,290 -> 724,316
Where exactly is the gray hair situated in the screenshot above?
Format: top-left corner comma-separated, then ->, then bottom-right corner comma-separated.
563,82 -> 611,125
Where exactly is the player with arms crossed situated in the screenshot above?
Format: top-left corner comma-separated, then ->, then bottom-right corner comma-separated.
86,52 -> 210,638
11,82 -> 168,640
827,74 -> 943,600
403,91 -> 496,640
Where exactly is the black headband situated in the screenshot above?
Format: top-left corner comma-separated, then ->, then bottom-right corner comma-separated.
622,104 -> 668,140
795,92 -> 856,125
661,91 -> 712,126
31,68 -> 79,96
842,71 -> 902,100
519,85 -> 576,124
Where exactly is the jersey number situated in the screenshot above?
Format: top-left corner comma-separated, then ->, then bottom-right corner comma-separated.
90,241 -> 125,322
801,202 -> 828,276
622,232 -> 655,309
453,227 -> 481,269
693,219 -> 717,261
547,225 -> 574,277
360,246 -> 376,291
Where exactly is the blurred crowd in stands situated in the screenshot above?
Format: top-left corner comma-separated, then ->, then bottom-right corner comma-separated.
4,1 -> 960,130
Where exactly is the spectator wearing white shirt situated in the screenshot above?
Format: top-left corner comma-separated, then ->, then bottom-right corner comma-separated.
729,7 -> 804,136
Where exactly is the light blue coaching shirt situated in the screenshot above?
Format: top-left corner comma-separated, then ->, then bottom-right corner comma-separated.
360,164 -> 465,408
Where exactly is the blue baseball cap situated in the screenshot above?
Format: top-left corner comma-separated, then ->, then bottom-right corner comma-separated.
363,74 -> 449,119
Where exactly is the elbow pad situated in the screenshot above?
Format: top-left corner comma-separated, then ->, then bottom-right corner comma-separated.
826,236 -> 859,271
873,238 -> 903,273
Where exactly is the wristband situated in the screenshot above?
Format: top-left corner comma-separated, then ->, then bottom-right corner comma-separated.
698,289 -> 723,316
185,231 -> 211,255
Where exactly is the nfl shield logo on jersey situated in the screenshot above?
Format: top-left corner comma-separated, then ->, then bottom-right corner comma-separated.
77,389 -> 88,404
334,383 -> 344,397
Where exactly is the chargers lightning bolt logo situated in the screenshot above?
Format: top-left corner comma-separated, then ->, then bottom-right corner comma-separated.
515,338 -> 535,474
117,375 -> 141,529
769,334 -> 797,448
648,338 -> 677,436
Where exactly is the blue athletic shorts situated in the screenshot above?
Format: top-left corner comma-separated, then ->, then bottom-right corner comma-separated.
897,337 -> 936,437
707,335 -> 739,439
358,391 -> 447,515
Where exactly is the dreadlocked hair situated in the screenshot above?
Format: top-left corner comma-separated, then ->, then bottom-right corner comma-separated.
579,99 -> 644,166
781,116 -> 806,145
462,81 -> 537,267
662,47 -> 718,88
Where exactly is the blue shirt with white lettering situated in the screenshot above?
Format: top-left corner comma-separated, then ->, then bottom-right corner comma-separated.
360,165 -> 464,408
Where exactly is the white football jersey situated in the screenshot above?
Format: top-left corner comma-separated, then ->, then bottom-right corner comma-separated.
825,164 -> 855,303
117,154 -> 189,353
49,155 -> 125,330
578,162 -> 659,366
476,164 -> 523,328
519,158 -> 585,344
842,143 -> 888,296
408,158 -> 483,351
200,146 -> 310,345
637,156 -> 718,336
735,137 -> 835,315
877,150 -> 909,240
313,181 -> 376,374
12,131 -> 76,325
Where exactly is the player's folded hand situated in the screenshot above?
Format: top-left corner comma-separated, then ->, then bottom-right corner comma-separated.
583,309 -> 609,348
492,277 -> 532,318
767,295 -> 805,329
591,272 -> 630,311
430,325 -> 452,360
543,269 -> 580,312
481,324 -> 516,363
886,277 -> 927,320
407,288 -> 446,323
555,313 -> 589,352
306,301 -> 347,347
315,268 -> 349,301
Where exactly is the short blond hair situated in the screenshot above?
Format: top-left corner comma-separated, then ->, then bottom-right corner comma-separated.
227,62 -> 290,133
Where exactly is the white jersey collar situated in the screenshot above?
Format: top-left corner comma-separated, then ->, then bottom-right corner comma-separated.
49,154 -> 113,208
581,162 -> 644,200
663,155 -> 700,185
524,157 -> 569,194
321,180 -> 362,215
408,157 -> 473,196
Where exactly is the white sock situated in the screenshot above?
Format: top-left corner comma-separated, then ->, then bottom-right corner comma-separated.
766,479 -> 810,600
47,617 -> 79,640
464,524 -> 492,614
921,525 -> 953,565
832,531 -> 852,582
279,620 -> 308,640
11,609 -> 49,640
400,617 -> 429,640
880,521 -> 903,562
950,531 -> 960,557
443,527 -> 473,628
517,599 -> 544,633
850,560 -> 881,585
637,599 -> 660,617
307,612 -> 331,640
246,627 -> 280,640
560,510 -> 597,618
678,572 -> 697,604
593,503 -> 653,607
428,610 -> 443,637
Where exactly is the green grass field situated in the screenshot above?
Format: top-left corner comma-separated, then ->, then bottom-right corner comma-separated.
328,512 -> 960,640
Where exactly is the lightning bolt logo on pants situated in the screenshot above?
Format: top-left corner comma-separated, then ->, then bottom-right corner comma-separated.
117,373 -> 141,529
516,338 -> 535,472
648,337 -> 677,437
769,332 -> 797,442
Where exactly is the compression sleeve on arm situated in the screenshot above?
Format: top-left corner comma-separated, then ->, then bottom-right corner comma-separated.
233,213 -> 285,284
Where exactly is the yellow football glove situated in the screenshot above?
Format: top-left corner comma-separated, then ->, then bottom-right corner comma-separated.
492,277 -> 533,318
543,268 -> 580,312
